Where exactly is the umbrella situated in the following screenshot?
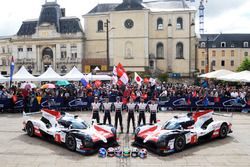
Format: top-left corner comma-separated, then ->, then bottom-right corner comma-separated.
41,83 -> 56,89
56,80 -> 70,86
20,83 -> 37,89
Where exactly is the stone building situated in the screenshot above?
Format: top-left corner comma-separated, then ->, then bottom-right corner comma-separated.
0,0 -> 84,75
83,0 -> 196,76
197,34 -> 250,74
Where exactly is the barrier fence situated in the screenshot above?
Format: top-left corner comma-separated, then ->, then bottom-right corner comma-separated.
0,96 -> 249,112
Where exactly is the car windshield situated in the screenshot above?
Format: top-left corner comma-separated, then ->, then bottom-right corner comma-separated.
162,121 -> 181,130
70,121 -> 88,129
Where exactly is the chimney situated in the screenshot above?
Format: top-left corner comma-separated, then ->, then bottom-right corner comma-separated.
61,8 -> 65,17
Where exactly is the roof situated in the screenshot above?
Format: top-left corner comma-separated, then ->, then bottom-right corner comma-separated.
199,34 -> 250,48
115,0 -> 144,11
87,3 -> 119,14
17,1 -> 83,36
143,0 -> 194,12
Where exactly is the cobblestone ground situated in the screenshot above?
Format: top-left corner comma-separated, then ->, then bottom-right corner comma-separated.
0,111 -> 250,167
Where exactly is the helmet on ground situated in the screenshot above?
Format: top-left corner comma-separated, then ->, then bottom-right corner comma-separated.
123,147 -> 131,157
98,148 -> 107,158
107,147 -> 115,157
131,147 -> 139,158
139,148 -> 147,159
114,147 -> 122,158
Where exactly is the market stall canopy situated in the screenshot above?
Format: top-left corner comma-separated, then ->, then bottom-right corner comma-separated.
37,66 -> 62,81
0,74 -> 8,82
86,73 -> 111,81
217,70 -> 250,82
62,66 -> 84,81
199,69 -> 235,79
12,66 -> 37,81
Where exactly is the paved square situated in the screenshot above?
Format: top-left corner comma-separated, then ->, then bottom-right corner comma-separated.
0,111 -> 250,167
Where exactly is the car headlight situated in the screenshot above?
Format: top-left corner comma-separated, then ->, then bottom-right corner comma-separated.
82,135 -> 93,147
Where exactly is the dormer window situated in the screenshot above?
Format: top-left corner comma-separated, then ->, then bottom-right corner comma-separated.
221,42 -> 226,48
243,42 -> 248,48
200,42 -> 206,48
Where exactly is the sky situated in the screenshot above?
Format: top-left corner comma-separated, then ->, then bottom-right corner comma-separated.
0,0 -> 250,36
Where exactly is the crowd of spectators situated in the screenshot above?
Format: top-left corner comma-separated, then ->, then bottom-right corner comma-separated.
1,80 -> 250,102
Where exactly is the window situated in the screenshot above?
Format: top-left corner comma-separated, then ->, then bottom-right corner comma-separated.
243,42 -> 248,48
176,17 -> 183,29
201,61 -> 205,66
156,43 -> 164,59
221,60 -> 225,66
2,47 -> 5,53
201,69 -> 205,74
27,48 -> 32,52
231,60 -> 234,66
202,51 -> 205,57
157,18 -> 163,30
221,42 -> 226,48
200,42 -> 206,48
231,50 -> 234,57
211,60 -> 216,66
212,50 -> 216,57
71,44 -> 77,59
60,45 -> 67,59
1,58 -> 6,66
222,50 -> 225,57
97,20 -> 103,32
61,65 -> 67,74
18,48 -> 23,52
176,42 -> 184,59
244,52 -> 248,57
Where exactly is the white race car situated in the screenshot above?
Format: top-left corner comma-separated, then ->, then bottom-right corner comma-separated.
23,109 -> 117,154
133,110 -> 232,155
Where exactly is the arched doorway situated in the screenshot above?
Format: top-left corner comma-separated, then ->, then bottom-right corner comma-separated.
42,47 -> 53,72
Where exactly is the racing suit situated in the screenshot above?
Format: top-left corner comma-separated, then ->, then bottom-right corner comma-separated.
113,101 -> 124,133
148,103 -> 158,124
138,102 -> 147,126
103,102 -> 112,125
126,102 -> 137,133
91,102 -> 101,123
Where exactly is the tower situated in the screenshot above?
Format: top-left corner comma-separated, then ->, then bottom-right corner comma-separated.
199,0 -> 205,34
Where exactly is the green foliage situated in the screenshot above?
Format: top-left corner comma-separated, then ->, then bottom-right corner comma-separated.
157,72 -> 168,82
237,58 -> 250,72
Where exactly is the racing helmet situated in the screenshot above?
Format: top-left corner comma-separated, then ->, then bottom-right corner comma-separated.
98,148 -> 107,158
107,147 -> 115,157
139,148 -> 148,159
123,147 -> 131,157
131,147 -> 139,158
114,147 -> 122,158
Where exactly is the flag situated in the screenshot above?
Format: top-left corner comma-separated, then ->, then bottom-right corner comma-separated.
149,78 -> 156,86
112,75 -> 118,85
80,76 -> 88,87
116,63 -> 128,85
9,56 -> 15,84
112,66 -> 117,76
134,72 -> 142,85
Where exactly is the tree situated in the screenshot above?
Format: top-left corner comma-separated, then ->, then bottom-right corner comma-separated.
237,58 -> 250,72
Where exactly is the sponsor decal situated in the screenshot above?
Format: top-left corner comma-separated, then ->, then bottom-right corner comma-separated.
68,98 -> 88,107
223,99 -> 246,107
14,100 -> 24,108
41,99 -> 61,108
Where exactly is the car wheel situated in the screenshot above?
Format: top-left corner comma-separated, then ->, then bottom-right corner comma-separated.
66,134 -> 76,151
26,121 -> 34,137
219,124 -> 228,138
174,135 -> 186,152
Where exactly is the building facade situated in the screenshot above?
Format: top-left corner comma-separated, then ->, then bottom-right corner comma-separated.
83,0 -> 196,76
197,34 -> 250,74
0,1 -> 84,76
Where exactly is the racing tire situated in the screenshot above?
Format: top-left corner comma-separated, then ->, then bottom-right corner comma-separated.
174,135 -> 186,152
26,121 -> 34,137
219,124 -> 228,138
66,134 -> 76,151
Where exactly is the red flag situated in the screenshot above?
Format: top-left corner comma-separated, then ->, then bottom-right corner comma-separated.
116,63 -> 128,85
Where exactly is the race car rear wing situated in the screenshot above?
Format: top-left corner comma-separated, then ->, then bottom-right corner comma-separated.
23,111 -> 41,117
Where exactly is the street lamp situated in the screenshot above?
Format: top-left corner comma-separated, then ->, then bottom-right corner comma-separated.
104,19 -> 115,71
205,37 -> 209,73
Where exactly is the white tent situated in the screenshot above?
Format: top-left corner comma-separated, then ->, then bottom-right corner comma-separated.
217,70 -> 250,82
86,73 -> 111,81
199,69 -> 235,79
0,74 -> 8,82
37,66 -> 62,81
12,66 -> 37,81
62,66 -> 84,81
